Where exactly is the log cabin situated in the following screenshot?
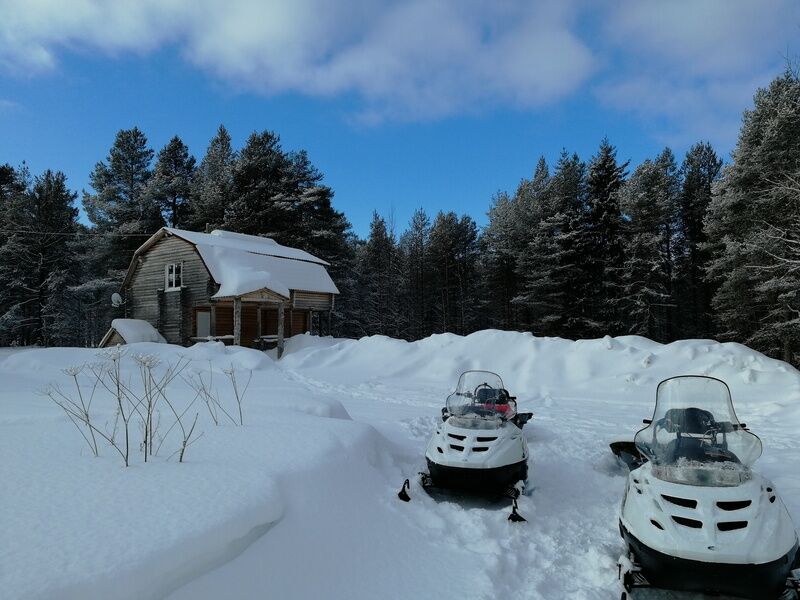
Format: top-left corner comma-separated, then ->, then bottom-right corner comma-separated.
100,227 -> 338,356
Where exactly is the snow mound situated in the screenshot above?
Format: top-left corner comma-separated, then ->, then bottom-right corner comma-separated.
4,331 -> 800,600
280,330 -> 800,422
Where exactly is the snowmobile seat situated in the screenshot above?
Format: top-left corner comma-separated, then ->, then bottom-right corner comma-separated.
475,387 -> 515,415
661,407 -> 716,435
661,436 -> 741,465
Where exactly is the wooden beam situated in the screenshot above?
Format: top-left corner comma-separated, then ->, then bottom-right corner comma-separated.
233,297 -> 242,346
257,305 -> 262,338
328,309 -> 333,336
210,304 -> 216,337
308,310 -> 314,334
277,301 -> 285,359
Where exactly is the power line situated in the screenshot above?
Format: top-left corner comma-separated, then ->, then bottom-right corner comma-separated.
0,229 -> 155,237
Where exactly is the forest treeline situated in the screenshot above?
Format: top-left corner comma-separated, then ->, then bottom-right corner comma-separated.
1,71 -> 799,363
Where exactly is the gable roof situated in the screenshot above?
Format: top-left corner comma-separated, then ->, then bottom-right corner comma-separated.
123,227 -> 339,298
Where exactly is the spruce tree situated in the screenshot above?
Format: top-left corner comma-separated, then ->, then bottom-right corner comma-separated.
583,138 -> 628,335
357,212 -> 401,336
428,212 -> 479,335
148,136 -> 196,228
619,149 -> 681,341
398,208 -> 431,340
0,170 -> 80,345
225,130 -> 292,236
190,125 -> 236,231
675,142 -> 721,338
517,151 -> 587,338
482,191 -> 520,330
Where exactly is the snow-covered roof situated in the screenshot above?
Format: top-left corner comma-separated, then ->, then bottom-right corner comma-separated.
107,319 -> 167,344
130,228 -> 339,299
164,228 -> 329,266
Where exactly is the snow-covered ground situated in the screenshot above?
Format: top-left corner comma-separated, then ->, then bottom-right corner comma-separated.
2,331 -> 799,600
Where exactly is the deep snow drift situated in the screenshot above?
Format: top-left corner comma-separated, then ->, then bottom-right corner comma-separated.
2,331 -> 799,600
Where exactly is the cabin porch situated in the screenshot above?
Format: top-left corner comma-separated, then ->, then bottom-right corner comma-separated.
190,298 -> 332,357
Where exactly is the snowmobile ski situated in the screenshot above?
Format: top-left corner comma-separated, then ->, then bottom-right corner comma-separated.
397,478 -> 411,502
507,498 -> 526,523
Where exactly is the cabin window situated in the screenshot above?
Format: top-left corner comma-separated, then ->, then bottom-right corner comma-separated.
165,263 -> 183,290
196,310 -> 211,338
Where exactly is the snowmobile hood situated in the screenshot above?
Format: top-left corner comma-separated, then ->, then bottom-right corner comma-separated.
620,461 -> 798,566
425,419 -> 527,471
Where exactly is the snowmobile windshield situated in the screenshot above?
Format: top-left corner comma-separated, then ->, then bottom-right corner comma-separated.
445,371 -> 515,428
635,376 -> 762,487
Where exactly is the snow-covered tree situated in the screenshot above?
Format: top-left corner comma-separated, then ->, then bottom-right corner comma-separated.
619,149 -> 681,341
0,169 -> 81,345
705,70 -> 800,361
516,151 -> 587,338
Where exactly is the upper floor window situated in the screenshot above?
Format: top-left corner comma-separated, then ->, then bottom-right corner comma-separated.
165,263 -> 182,290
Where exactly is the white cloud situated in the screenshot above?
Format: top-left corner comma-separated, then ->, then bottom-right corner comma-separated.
594,0 -> 799,148
0,0 -> 595,120
0,0 -> 796,139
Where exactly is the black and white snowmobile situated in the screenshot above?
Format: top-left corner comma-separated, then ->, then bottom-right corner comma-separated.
398,370 -> 532,522
615,375 -> 800,600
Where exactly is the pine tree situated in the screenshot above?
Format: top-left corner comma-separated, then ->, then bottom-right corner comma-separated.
83,127 -> 161,273
148,136 -> 196,228
190,125 -> 236,231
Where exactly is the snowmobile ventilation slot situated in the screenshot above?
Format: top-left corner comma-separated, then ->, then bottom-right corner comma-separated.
476,436 -> 497,442
449,444 -> 464,451
672,515 -> 703,528
472,447 -> 489,452
716,500 -> 751,511
661,495 -> 698,509
448,433 -> 466,441
717,521 -> 748,531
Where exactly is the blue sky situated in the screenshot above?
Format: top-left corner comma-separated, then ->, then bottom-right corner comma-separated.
0,1 -> 797,236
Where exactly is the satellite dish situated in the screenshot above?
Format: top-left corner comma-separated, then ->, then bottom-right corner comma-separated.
111,292 -> 125,307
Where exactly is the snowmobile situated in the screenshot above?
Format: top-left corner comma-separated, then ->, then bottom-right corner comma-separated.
397,370 -> 532,522
614,375 -> 800,600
